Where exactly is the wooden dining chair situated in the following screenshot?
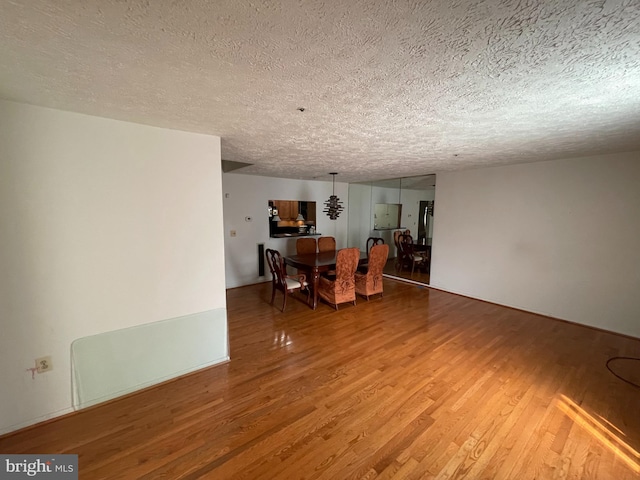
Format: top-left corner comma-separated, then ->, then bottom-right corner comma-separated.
366,237 -> 384,257
397,234 -> 425,274
355,243 -> 389,300
317,236 -> 336,253
265,248 -> 310,311
358,237 -> 385,273
318,247 -> 359,310
393,230 -> 403,248
296,237 -> 317,255
393,229 -> 409,269
396,233 -> 412,272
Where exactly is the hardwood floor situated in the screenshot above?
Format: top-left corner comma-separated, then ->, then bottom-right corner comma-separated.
2,280 -> 640,479
383,257 -> 430,285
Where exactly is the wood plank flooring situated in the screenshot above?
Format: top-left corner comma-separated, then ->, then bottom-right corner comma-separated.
2,280 -> 640,479
383,258 -> 430,285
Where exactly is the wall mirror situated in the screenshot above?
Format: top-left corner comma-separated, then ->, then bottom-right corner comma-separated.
348,174 -> 435,285
374,203 -> 402,230
268,200 -> 317,237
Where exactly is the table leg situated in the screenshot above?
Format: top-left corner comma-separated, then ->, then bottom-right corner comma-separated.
311,267 -> 320,309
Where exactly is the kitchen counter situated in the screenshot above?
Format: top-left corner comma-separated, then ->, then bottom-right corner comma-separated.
271,232 -> 322,238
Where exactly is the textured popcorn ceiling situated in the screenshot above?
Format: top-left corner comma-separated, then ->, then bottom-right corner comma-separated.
1,0 -> 639,183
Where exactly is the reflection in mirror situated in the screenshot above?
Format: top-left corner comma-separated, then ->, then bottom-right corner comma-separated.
374,204 -> 402,230
348,174 -> 435,285
268,200 -> 317,238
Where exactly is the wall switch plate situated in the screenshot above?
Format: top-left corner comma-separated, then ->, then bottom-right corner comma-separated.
36,356 -> 53,373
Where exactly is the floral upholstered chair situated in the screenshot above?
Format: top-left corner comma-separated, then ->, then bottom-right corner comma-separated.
359,236 -> 385,273
318,247 -> 359,310
355,243 -> 389,300
366,237 -> 384,257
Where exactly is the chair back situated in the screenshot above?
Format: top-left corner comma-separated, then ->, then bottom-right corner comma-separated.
366,237 -> 384,257
335,247 -> 360,283
355,243 -> 389,299
393,230 -> 403,249
367,244 -> 389,276
398,233 -> 415,258
265,248 -> 286,289
296,237 -> 317,255
318,236 -> 336,253
393,230 -> 409,254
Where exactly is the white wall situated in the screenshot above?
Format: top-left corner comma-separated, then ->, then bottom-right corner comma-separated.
0,100 -> 228,434
222,173 -> 349,288
347,184 -> 373,253
430,151 -> 640,338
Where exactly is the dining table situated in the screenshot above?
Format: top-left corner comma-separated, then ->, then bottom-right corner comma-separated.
284,250 -> 368,310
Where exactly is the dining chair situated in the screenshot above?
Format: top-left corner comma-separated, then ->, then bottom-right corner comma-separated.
397,234 -> 425,274
393,230 -> 404,249
296,237 -> 317,255
294,237 -> 317,275
355,243 -> 389,300
393,229 -> 409,269
318,236 -> 338,275
359,237 -> 385,273
265,248 -> 310,311
317,236 -> 336,253
318,247 -> 359,310
366,237 -> 384,257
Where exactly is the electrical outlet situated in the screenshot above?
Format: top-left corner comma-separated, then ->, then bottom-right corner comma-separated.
36,356 -> 53,373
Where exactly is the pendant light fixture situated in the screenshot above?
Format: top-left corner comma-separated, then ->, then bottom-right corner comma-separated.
323,172 -> 344,220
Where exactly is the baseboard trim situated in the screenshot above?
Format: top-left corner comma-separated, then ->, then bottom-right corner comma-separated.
383,274 -> 639,341
425,283 -> 640,341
